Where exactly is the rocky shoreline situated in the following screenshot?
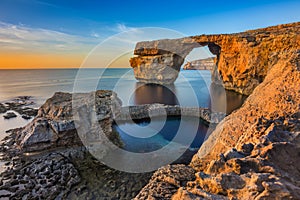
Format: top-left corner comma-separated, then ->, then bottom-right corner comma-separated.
0,130 -> 152,199
0,22 -> 299,200
0,96 -> 38,120
0,91 -> 217,199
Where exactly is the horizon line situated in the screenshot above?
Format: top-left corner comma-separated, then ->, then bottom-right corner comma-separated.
0,67 -> 133,70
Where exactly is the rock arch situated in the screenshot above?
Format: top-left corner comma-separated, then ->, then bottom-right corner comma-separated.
129,38 -> 221,85
130,22 -> 300,95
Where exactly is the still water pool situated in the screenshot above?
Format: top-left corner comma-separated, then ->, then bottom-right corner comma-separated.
114,116 -> 209,153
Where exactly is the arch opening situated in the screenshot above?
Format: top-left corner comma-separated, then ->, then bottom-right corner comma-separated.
182,46 -> 216,71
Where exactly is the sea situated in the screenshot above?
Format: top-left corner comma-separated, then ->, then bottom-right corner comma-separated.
0,68 -> 247,151
0,68 -> 246,107
0,68 -> 212,106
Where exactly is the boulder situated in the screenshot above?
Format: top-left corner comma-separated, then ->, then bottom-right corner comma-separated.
15,90 -> 122,152
3,112 -> 17,119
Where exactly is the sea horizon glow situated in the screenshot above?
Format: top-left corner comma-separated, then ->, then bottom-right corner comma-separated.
0,0 -> 299,69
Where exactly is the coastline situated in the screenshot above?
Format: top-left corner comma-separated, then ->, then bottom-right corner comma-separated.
0,22 -> 299,199
0,92 -> 217,199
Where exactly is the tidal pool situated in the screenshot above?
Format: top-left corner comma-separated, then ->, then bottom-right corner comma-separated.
113,116 -> 209,153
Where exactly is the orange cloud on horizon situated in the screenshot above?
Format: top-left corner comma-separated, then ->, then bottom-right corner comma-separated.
0,52 -> 86,69
0,52 -> 133,69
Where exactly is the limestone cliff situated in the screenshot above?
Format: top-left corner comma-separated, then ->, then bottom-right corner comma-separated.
134,26 -> 300,199
183,57 -> 215,70
130,22 -> 300,95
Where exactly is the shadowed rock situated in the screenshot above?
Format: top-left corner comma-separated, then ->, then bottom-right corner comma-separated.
3,112 -> 17,119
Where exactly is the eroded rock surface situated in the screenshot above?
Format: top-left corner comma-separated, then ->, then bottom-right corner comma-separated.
130,22 -> 300,95
134,165 -> 196,200
0,152 -> 80,199
130,53 -> 185,84
0,130 -> 152,200
15,90 -> 122,152
134,49 -> 300,199
116,104 -> 225,124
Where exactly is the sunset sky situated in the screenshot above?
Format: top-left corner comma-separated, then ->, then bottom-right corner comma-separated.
1,0 -> 300,69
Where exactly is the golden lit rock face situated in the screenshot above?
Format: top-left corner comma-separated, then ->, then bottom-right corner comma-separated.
184,51 -> 300,199
191,50 -> 300,166
133,23 -> 300,199
130,22 -> 300,95
134,50 -> 300,200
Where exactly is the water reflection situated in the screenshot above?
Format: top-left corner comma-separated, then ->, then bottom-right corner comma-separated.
132,83 -> 179,105
131,82 -> 247,115
209,83 -> 248,114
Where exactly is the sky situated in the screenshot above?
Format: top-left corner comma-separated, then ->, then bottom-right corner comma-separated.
0,0 -> 300,69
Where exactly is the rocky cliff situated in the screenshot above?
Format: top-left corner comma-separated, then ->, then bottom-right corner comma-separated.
134,27 -> 300,199
130,22 -> 300,95
183,57 -> 215,70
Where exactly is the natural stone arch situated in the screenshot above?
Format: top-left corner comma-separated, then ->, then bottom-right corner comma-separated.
130,22 -> 300,95
129,38 -> 221,85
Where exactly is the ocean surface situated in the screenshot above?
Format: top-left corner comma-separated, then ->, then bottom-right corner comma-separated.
0,69 -> 247,148
0,68 -> 212,107
0,68 -> 246,108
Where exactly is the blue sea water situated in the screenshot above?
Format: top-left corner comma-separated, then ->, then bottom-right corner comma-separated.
114,116 -> 209,152
0,68 -> 246,152
0,68 -> 212,107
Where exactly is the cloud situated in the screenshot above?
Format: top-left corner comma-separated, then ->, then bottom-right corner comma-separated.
34,0 -> 60,8
91,32 -> 100,38
115,23 -> 138,33
0,21 -> 100,53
